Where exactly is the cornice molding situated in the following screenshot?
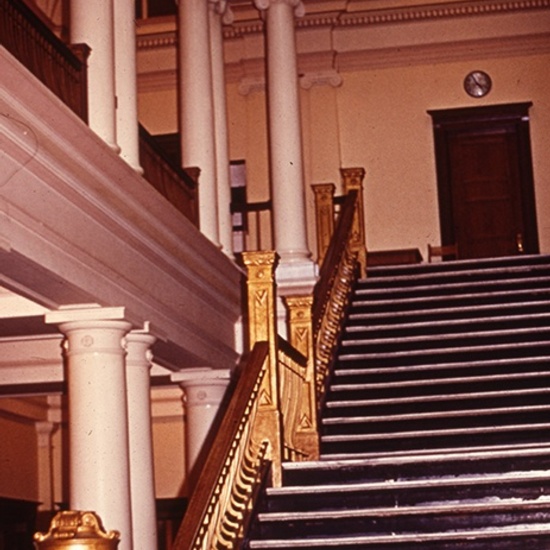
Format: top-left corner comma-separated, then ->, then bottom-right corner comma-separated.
136,0 -> 550,46
222,0 -> 550,38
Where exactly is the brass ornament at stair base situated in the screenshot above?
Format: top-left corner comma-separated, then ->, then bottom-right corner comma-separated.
34,510 -> 119,549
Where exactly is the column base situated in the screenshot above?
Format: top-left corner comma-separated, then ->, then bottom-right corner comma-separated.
275,256 -> 318,338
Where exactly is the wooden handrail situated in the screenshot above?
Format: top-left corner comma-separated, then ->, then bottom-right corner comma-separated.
139,125 -> 199,226
313,190 -> 360,405
172,342 -> 271,550
314,191 -> 357,327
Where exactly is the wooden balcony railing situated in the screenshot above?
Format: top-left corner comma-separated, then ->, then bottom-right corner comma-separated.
1,0 -> 199,226
231,200 -> 272,251
139,125 -> 199,227
0,0 -> 89,121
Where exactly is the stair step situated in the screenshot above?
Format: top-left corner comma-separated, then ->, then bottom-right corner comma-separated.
247,523 -> 550,549
341,326 -> 550,352
347,300 -> 550,326
359,264 -> 550,290
349,288 -> 550,314
338,339 -> 550,368
323,403 -> 550,428
345,312 -> 550,340
333,356 -> 550,384
364,254 -> 550,280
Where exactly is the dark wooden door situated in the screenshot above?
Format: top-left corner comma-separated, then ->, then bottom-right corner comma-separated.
429,103 -> 538,259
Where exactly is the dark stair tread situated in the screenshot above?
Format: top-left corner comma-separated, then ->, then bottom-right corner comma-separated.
350,288 -> 550,310
334,355 -> 550,377
364,255 -> 550,280
329,370 -> 550,392
247,523 -> 550,548
345,312 -> 550,337
348,300 -> 550,324
321,420 -> 550,443
322,403 -> 550,426
256,497 -> 550,523
321,441 -> 550,462
337,339 -> 550,363
268,470 -> 550,498
341,325 -> 550,348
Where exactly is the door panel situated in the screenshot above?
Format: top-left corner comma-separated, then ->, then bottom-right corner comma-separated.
429,103 -> 538,260
449,129 -> 523,258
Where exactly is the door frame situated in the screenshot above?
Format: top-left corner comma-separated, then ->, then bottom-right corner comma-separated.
428,102 -> 539,256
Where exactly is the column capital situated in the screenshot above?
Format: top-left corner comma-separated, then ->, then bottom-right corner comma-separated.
209,0 -> 234,24
253,0 -> 305,17
172,367 -> 231,407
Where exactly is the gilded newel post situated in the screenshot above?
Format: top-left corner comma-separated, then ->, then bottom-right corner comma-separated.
242,251 -> 284,486
311,183 -> 336,266
341,167 -> 367,277
284,295 -> 320,460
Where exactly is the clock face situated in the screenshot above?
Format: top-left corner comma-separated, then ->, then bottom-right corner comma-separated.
464,70 -> 492,98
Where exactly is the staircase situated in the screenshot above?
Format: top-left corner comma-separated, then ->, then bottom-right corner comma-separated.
245,254 -> 550,549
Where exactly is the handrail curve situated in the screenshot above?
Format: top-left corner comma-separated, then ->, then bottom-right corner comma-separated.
172,342 -> 271,550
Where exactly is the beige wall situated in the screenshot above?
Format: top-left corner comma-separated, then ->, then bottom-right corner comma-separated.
224,51 -> 550,261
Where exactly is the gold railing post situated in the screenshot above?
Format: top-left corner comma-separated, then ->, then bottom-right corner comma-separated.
311,183 -> 336,265
284,295 -> 320,460
341,167 -> 367,277
242,251 -> 284,486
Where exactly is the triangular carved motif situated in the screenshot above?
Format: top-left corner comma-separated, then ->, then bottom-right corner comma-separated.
255,289 -> 268,306
259,387 -> 273,406
298,413 -> 313,430
296,327 -> 309,342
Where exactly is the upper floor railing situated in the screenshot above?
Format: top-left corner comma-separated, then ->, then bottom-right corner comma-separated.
1,0 -> 199,226
0,0 -> 89,121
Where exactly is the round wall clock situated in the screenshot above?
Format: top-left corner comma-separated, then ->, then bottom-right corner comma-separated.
464,70 -> 492,98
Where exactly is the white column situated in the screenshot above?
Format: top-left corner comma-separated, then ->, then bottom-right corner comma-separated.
46,306 -> 133,550
125,329 -> 157,550
113,0 -> 142,172
254,0 -> 317,335
70,0 -> 118,151
210,2 -> 234,257
178,0 -> 220,246
172,369 -> 230,485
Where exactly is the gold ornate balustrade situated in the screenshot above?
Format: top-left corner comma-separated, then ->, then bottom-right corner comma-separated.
312,167 -> 367,276
171,191 -> 361,548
